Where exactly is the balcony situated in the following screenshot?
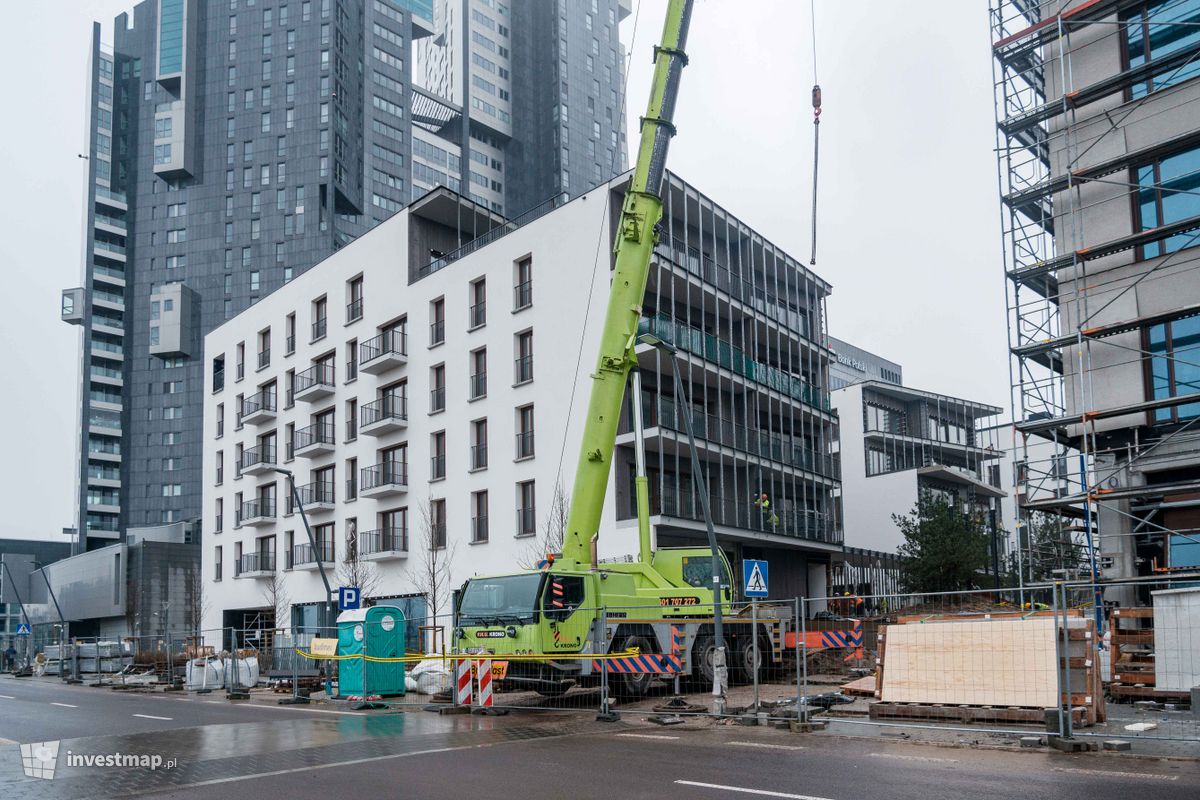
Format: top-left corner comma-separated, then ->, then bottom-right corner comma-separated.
359,329 -> 407,374
294,363 -> 335,402
237,498 -> 276,527
287,480 -> 336,514
294,421 -> 336,457
360,461 -> 408,498
239,390 -> 277,425
235,551 -> 276,578
360,395 -> 408,436
239,444 -> 278,476
359,527 -> 408,561
288,541 -> 335,570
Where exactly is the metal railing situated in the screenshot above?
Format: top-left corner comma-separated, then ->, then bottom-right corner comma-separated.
311,317 -> 327,341
656,489 -> 840,545
295,363 -> 335,393
359,527 -> 407,555
293,421 -> 335,451
346,357 -> 357,382
514,355 -> 533,384
239,444 -> 277,471
236,551 -> 276,575
516,507 -> 536,536
430,319 -> 445,345
239,390 -> 277,421
361,395 -> 407,427
470,443 -> 488,470
288,480 -> 335,512
470,372 -> 487,399
515,430 -> 535,459
237,497 -> 276,523
346,416 -> 357,441
360,460 -> 408,491
289,540 -> 334,567
285,334 -> 295,354
257,349 -> 270,370
213,368 -> 225,392
471,515 -> 489,542
347,297 -> 363,322
469,302 -> 486,329
345,475 -> 357,501
417,192 -> 565,278
361,329 -> 407,365
430,386 -> 446,412
513,280 -> 532,310
430,454 -> 446,480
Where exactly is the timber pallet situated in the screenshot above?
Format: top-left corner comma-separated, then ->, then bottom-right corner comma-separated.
869,702 -> 1088,727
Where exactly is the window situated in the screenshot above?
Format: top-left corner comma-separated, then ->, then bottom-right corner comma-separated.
346,338 -> 358,381
257,327 -> 270,368
430,297 -> 445,345
515,330 -> 533,384
312,296 -> 328,341
216,452 -> 224,485
430,498 -> 447,549
471,490 -> 489,543
1124,0 -> 1200,98
346,397 -> 358,440
1147,315 -> 1200,423
514,256 -> 532,309
430,364 -> 446,412
470,348 -> 487,399
517,480 -> 536,536
1135,144 -> 1200,259
217,403 -> 225,437
214,546 -> 223,580
347,275 -> 363,321
346,456 -> 358,500
516,404 -> 535,459
430,431 -> 446,480
469,278 -> 486,329
286,312 -> 296,354
471,418 -> 488,470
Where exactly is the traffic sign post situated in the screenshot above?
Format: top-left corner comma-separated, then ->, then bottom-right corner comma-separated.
338,586 -> 361,612
743,559 -> 768,598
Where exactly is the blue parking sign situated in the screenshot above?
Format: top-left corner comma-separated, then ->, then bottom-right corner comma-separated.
743,560 -> 769,598
338,586 -> 361,611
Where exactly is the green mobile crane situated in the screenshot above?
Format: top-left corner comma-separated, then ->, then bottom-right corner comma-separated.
453,0 -> 780,701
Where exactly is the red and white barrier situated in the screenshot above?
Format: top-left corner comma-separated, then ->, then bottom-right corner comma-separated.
476,659 -> 493,708
455,657 -> 473,706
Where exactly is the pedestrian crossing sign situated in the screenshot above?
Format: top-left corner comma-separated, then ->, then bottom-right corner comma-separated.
16,623 -> 31,637
743,559 -> 769,598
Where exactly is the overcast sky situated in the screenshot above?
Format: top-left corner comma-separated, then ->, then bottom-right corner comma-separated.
0,1 -> 1006,541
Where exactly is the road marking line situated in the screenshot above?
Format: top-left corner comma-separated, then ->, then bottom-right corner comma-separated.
869,753 -> 957,764
50,702 -> 78,708
1052,767 -> 1177,781
730,741 -> 805,751
133,714 -> 173,721
0,737 -> 18,745
199,700 -> 361,716
0,694 -> 14,699
616,733 -> 680,741
675,781 -> 835,800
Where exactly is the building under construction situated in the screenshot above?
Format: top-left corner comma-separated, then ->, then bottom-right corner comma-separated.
991,0 -> 1200,594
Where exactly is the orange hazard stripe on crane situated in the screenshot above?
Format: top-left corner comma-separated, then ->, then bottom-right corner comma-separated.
594,654 -> 682,674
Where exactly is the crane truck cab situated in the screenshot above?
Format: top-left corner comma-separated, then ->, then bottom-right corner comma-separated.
454,546 -> 733,696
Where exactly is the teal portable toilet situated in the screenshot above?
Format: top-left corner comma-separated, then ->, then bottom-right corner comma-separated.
336,605 -> 406,697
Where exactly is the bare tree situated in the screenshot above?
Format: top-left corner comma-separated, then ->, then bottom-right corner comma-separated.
185,566 -> 210,643
520,477 -> 570,569
261,570 -> 291,635
337,517 -> 381,600
411,496 -> 456,647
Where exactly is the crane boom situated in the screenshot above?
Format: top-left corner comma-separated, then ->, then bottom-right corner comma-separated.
559,0 -> 694,569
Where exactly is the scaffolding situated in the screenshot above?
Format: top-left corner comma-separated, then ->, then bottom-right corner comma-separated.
990,0 -> 1200,611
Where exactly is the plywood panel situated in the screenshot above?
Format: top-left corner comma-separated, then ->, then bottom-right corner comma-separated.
1153,588 -> 1200,692
879,618 -> 1058,707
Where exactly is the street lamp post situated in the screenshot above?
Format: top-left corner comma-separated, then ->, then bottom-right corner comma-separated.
637,333 -> 728,714
272,467 -> 338,698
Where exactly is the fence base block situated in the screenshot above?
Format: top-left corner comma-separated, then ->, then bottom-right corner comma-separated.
425,704 -> 471,715
596,710 -> 621,722
870,702 -> 1088,727
1049,736 -> 1095,753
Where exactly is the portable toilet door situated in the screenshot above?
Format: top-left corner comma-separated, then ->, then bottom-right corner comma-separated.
336,608 -> 369,697
363,605 -> 406,696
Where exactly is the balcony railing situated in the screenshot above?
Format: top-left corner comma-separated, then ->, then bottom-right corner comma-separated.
285,333 -> 295,354
239,444 -> 277,472
294,363 -> 335,395
430,454 -> 446,480
360,329 -> 407,367
361,395 -> 407,427
312,317 -> 328,341
237,498 -> 276,524
471,515 -> 488,543
516,508 -> 536,536
288,480 -> 336,512
239,390 -> 277,422
346,474 -> 358,501
469,301 -> 486,329
513,281 -> 532,310
359,527 -> 407,556
470,443 -> 488,470
214,368 -> 225,392
655,488 -> 841,546
430,319 -> 445,345
347,297 -> 363,322
637,314 -> 831,412
237,551 -> 276,575
257,349 -> 270,370
361,460 -> 408,492
346,416 -> 357,441
515,430 -> 535,460
514,355 -> 533,384
289,541 -> 335,568
346,357 -> 357,382
469,372 -> 487,399
293,421 -> 336,452
430,386 -> 445,412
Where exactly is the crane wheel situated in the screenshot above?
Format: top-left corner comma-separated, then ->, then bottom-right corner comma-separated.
734,633 -> 764,684
689,635 -> 717,687
613,634 -> 656,698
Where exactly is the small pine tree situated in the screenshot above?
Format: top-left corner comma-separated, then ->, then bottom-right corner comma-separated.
894,494 -> 990,593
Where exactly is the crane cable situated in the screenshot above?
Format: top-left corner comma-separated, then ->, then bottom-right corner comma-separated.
809,0 -> 821,267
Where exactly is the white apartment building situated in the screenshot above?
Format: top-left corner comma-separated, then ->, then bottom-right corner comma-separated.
203,174 -> 842,636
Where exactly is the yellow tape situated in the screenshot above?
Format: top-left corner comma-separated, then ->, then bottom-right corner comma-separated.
294,647 -> 643,663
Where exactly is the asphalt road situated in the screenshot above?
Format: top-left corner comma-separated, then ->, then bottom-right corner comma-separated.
1,675 -> 1196,799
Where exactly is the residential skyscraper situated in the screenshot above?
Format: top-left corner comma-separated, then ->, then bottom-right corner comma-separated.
62,0 -> 630,551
